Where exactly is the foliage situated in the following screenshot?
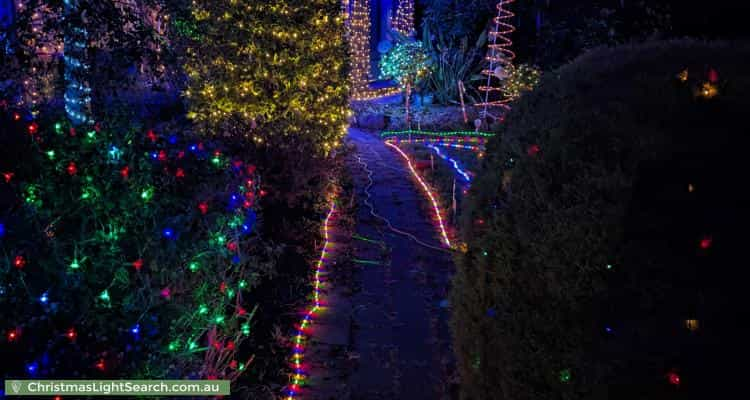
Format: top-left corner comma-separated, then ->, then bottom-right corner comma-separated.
0,107 -> 276,380
501,63 -> 541,99
453,40 -> 750,399
182,0 -> 349,155
379,40 -> 431,89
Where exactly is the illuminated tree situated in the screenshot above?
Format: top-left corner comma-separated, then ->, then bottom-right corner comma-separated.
183,0 -> 349,155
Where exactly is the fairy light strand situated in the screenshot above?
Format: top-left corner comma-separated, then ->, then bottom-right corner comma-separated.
426,144 -> 472,182
286,196 -> 338,400
381,130 -> 495,138
385,141 -> 452,247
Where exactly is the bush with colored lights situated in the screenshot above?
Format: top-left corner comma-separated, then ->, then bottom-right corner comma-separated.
454,40 -> 750,399
379,40 -> 432,89
0,108 -> 272,380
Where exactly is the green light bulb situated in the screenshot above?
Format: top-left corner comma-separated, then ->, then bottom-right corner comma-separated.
99,290 -> 110,302
70,259 -> 81,269
189,262 -> 200,272
46,150 -> 55,160
198,304 -> 208,314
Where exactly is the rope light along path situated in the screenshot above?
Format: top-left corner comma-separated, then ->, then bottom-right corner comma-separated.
381,130 -> 495,138
425,144 -> 473,183
477,0 -> 516,119
356,153 -> 451,254
286,196 -> 338,400
384,141 -> 452,248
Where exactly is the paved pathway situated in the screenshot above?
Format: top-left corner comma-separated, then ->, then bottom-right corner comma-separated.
305,129 -> 456,400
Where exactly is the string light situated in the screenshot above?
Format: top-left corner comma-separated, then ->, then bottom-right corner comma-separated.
286,196 -> 338,400
425,144 -> 472,182
381,130 -> 495,138
385,141 -> 452,247
391,0 -> 415,37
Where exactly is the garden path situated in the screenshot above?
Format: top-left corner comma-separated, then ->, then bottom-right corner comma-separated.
305,128 -> 457,400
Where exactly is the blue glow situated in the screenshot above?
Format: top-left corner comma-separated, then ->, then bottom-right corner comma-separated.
168,135 -> 178,144
0,222 -> 5,237
162,228 -> 175,239
232,255 -> 241,264
426,144 -> 472,182
26,361 -> 38,375
131,324 -> 140,335
39,292 -> 49,304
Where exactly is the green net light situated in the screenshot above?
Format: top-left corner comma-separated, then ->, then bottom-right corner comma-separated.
559,369 -> 572,383
168,340 -> 180,352
241,323 -> 250,335
198,304 -> 208,315
70,259 -> 81,270
188,341 -> 198,351
214,315 -> 225,325
54,122 -> 63,134
189,262 -> 200,272
141,187 -> 154,202
99,290 -> 110,302
46,150 -> 55,160
226,288 -> 235,298
238,280 -> 248,289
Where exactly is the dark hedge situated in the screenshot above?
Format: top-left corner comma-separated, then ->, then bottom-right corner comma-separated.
453,39 -> 750,400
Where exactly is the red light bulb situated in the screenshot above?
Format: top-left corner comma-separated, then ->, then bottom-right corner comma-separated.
175,168 -> 185,178
227,241 -> 238,252
147,130 -> 157,143
66,328 -> 77,341
198,202 -> 209,215
66,162 -> 77,176
3,172 -> 14,183
13,255 -> 26,269
7,329 -> 19,341
95,359 -> 106,371
13,112 -> 21,121
120,166 -> 130,179
28,122 -> 38,135
158,150 -> 167,162
700,236 -> 712,249
527,144 -> 541,157
132,259 -> 143,271
667,371 -> 680,386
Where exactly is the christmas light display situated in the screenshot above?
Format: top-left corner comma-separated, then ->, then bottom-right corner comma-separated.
379,40 -> 431,89
391,0 -> 415,37
63,0 -> 93,126
381,130 -> 495,138
349,0 -> 401,100
477,0 -> 516,120
387,136 -> 489,148
184,0 -> 349,153
502,64 -> 541,99
385,141 -> 452,247
285,196 -> 339,400
426,144 -> 472,182
1,111 -> 262,380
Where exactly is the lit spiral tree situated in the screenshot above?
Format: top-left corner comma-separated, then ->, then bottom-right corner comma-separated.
63,0 -> 92,126
391,0 -> 415,37
476,0 -> 516,122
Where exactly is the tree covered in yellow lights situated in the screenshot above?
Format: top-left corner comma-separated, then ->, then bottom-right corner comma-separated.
182,0 -> 350,154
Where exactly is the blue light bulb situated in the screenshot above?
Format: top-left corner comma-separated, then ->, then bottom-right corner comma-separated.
40,292 -> 49,304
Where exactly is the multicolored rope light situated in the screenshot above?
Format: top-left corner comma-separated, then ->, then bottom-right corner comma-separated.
476,0 -> 516,119
426,144 -> 472,182
381,130 -> 495,138
385,141 -> 451,247
286,196 -> 338,400
386,137 -> 488,149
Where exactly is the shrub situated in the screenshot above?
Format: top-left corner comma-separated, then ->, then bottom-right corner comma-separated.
453,39 -> 750,399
